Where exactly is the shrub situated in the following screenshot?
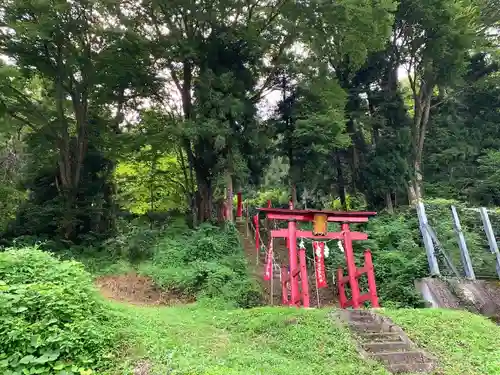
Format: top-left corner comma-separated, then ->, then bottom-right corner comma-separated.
363,210 -> 428,308
0,248 -> 118,374
245,188 -> 289,212
140,223 -> 263,308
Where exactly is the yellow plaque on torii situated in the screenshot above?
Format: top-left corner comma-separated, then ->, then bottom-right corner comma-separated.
313,213 -> 328,236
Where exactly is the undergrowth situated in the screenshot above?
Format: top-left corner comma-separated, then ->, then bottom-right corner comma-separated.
9,216 -> 263,309
0,248 -> 121,375
364,210 -> 429,308
330,198 -> 500,308
138,222 -> 263,308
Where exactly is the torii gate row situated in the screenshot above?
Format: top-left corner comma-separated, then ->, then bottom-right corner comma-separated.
256,207 -> 380,309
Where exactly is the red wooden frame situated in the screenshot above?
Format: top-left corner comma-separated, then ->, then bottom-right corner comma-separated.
257,207 -> 379,309
236,192 -> 243,219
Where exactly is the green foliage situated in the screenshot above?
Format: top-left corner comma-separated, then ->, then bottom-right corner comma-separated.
360,199 -> 500,307
114,154 -> 188,215
113,303 -> 499,375
425,56 -> 500,204
327,193 -> 367,211
0,248 -> 119,374
102,222 -> 162,263
139,223 -> 262,308
113,110 -> 191,215
476,150 -> 500,203
0,184 -> 25,231
245,188 -> 290,210
364,211 -> 429,308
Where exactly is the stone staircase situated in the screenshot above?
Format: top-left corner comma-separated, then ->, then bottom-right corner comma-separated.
336,310 -> 437,374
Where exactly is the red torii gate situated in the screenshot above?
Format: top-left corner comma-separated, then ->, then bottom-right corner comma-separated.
257,207 -> 380,309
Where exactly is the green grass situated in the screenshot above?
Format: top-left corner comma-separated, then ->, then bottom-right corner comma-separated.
383,308 -> 500,375
110,304 -> 388,375
108,304 -> 500,375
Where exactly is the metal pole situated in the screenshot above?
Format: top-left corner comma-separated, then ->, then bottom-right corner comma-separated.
426,225 -> 461,277
416,201 -> 440,276
479,207 -> 500,279
451,206 -> 476,280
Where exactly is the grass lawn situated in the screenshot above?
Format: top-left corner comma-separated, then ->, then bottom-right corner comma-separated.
110,304 -> 388,375
383,308 -> 500,375
108,303 -> 500,375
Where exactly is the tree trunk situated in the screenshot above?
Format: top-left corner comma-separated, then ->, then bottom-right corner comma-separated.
408,160 -> 424,205
408,73 -> 433,206
61,193 -> 76,239
226,170 -> 233,221
335,152 -> 347,210
291,183 -> 297,208
196,174 -> 212,223
385,191 -> 394,213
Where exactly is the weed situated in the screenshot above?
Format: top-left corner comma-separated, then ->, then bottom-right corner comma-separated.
139,223 -> 263,308
0,248 -> 120,374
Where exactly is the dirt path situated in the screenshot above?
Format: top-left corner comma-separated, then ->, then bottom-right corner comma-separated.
95,273 -> 193,306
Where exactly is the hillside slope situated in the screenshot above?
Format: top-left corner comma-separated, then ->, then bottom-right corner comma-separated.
417,277 -> 500,323
111,304 -> 500,375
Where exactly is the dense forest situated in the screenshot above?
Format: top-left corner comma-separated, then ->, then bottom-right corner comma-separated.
1,1 -> 500,374
0,0 -> 498,242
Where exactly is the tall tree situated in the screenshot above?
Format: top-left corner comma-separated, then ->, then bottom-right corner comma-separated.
300,0 -> 397,208
118,0 -> 296,222
269,73 -> 349,206
395,0 -> 480,203
0,0 -> 158,237
425,53 -> 500,204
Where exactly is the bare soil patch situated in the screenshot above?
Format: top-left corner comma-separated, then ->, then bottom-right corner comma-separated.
95,273 -> 193,306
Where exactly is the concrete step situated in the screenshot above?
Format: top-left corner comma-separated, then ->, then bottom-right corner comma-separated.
388,361 -> 435,374
363,341 -> 409,353
347,309 -> 373,316
375,350 -> 427,365
348,312 -> 376,323
358,332 -> 404,342
349,322 -> 386,333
